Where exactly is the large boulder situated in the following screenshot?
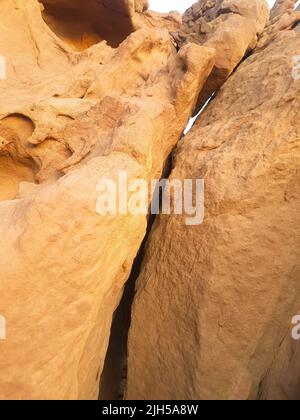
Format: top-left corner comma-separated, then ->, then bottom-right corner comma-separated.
126,10 -> 300,400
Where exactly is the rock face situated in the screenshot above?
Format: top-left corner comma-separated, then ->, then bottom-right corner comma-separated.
1,0 -> 298,401
126,8 -> 300,400
270,0 -> 298,19
40,0 -> 149,49
172,0 -> 270,110
0,0 -> 216,399
258,0 -> 300,48
259,321 -> 300,400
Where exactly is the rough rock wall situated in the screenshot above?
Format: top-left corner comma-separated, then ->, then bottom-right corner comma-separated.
258,0 -> 300,48
270,0 -> 298,19
1,0 -> 297,401
0,0 -> 216,399
259,319 -> 300,400
39,0 -> 149,50
126,7 -> 300,400
172,0 -> 270,111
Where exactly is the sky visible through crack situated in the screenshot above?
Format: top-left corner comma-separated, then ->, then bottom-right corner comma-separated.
148,0 -> 292,134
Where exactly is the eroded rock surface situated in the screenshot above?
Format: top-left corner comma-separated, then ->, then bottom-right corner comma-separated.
258,0 -> 300,48
0,0 -> 215,399
1,0 -> 296,401
259,318 -> 300,400
126,10 -> 300,400
172,0 -> 269,111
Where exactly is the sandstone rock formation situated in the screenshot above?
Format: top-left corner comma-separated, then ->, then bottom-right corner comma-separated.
172,0 -> 270,111
270,0 -> 298,19
1,0 -> 298,401
259,321 -> 300,400
126,5 -> 300,400
258,0 -> 300,48
0,0 -> 216,400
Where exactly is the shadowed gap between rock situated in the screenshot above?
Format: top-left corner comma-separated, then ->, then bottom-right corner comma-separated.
98,154 -> 172,400
98,93 -> 216,400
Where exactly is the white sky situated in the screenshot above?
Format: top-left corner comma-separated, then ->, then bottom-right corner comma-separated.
149,1 -> 277,14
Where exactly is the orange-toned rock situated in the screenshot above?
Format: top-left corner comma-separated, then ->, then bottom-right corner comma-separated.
126,14 -> 300,400
258,0 -> 300,49
39,0 -> 149,50
0,0 -> 215,400
172,0 -> 270,111
259,320 -> 300,400
135,10 -> 182,34
270,0 -> 297,19
1,0 -> 297,402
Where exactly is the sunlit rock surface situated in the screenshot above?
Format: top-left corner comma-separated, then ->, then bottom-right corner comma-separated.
126,4 -> 300,401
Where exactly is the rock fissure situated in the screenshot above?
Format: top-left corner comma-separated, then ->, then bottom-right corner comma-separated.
0,0 -> 299,401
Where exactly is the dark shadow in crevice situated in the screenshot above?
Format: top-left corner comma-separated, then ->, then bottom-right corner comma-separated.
98,89 -> 218,400
99,156 -> 173,400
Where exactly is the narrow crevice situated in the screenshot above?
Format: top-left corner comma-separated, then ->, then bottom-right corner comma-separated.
98,91 -> 216,399
99,156 -> 173,400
